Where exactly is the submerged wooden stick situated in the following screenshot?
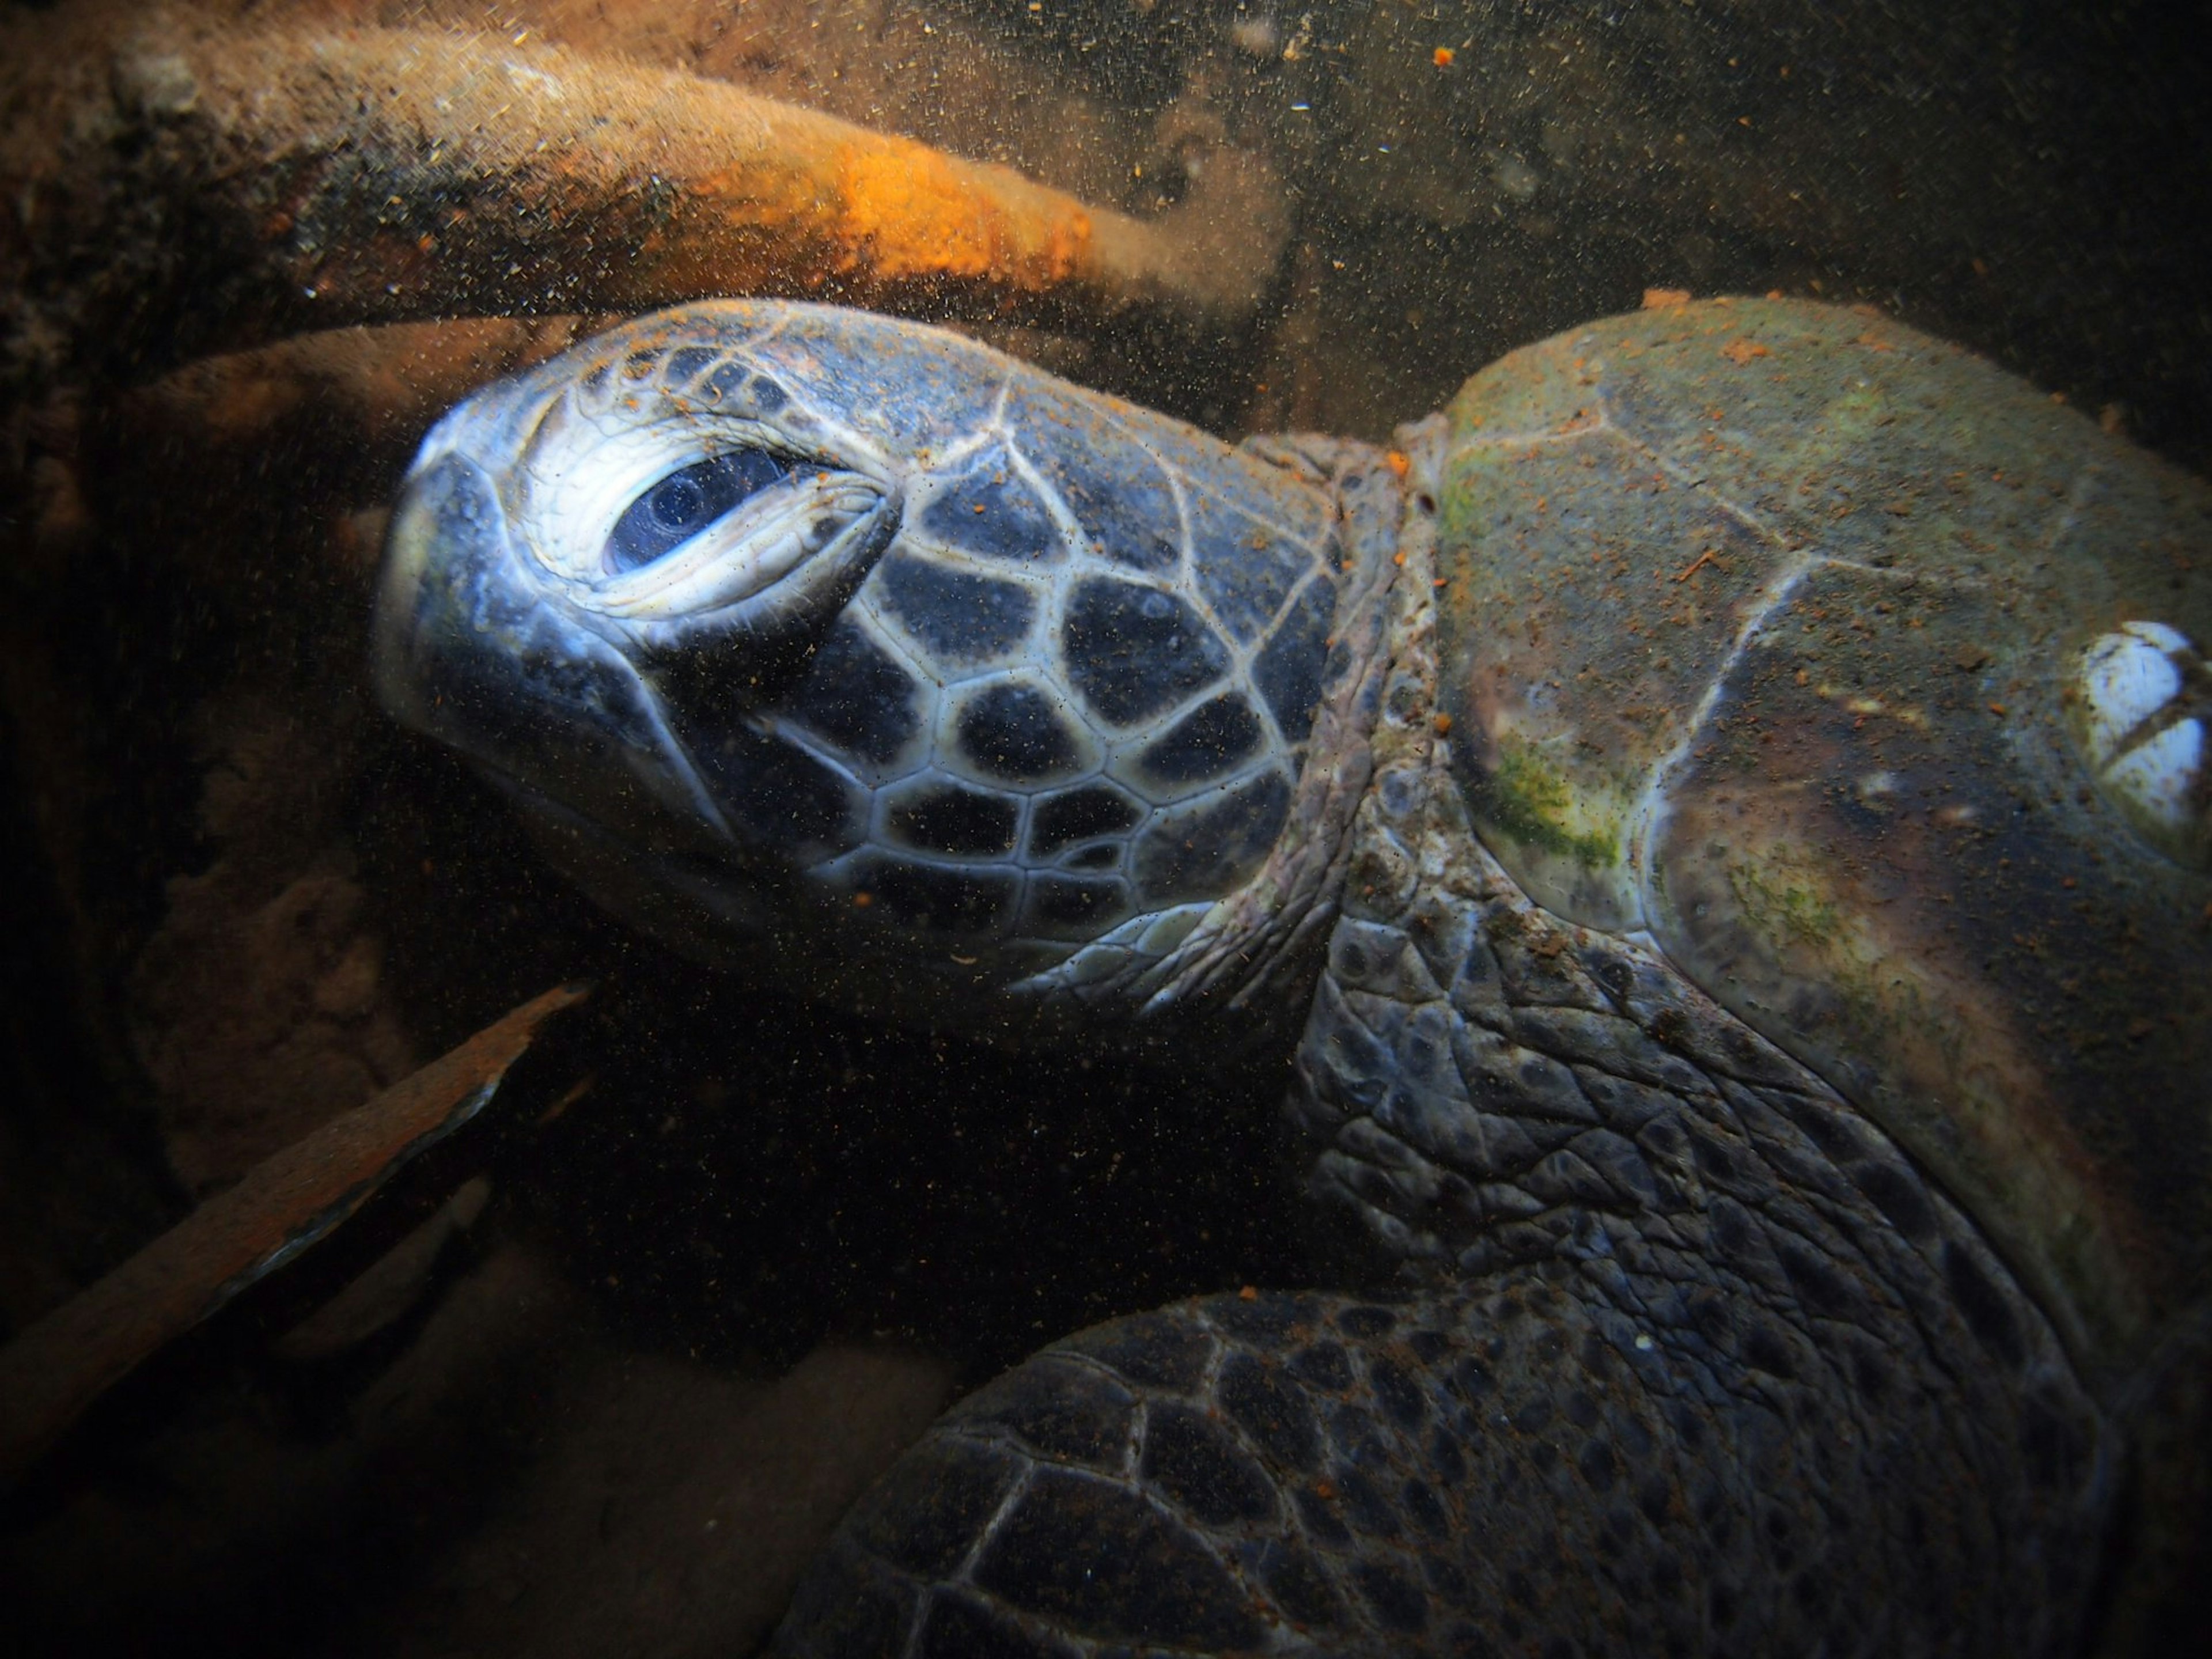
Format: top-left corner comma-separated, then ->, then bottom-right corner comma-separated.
0,6 -> 1285,384
0,982 -> 590,1486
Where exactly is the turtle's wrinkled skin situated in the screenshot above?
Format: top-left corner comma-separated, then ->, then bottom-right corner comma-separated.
376,297 -> 2211,1656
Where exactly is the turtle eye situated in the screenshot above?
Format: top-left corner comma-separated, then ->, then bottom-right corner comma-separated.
606,448 -> 791,572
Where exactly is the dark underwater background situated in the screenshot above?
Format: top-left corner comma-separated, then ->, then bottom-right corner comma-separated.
2,3 -> 2207,1653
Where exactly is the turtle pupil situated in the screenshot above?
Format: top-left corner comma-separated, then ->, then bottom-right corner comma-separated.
649,475 -> 707,530
606,448 -> 791,572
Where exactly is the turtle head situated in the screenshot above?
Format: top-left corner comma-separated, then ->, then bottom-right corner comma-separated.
376,304 -> 909,968
376,302 -> 1371,1028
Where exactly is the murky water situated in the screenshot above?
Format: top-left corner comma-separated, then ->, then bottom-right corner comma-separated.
3,3 -> 2207,1653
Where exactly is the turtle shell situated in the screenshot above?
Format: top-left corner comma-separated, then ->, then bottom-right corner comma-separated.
1432,297 -> 2212,1378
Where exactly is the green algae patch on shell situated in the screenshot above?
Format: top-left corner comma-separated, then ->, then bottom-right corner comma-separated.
1433,321 -> 1805,931
1434,297 -> 2212,1381
1471,732 -> 1625,872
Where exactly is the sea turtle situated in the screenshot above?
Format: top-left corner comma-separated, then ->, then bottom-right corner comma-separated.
373,296 -> 2210,1656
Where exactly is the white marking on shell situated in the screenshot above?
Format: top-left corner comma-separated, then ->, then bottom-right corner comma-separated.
2078,623 -> 2183,768
2074,621 -> 2208,861
2105,717 -> 2203,830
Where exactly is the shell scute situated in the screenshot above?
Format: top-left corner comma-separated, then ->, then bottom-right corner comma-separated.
1571,306 -> 2093,581
1643,558 -> 2211,1359
1438,422 -> 1796,927
1435,298 -> 2212,1373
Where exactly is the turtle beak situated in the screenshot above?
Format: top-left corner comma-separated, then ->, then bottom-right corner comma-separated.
373,442 -> 737,855
373,448 -> 503,738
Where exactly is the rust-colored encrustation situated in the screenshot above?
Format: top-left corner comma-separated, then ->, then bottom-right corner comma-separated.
0,4 -> 1284,386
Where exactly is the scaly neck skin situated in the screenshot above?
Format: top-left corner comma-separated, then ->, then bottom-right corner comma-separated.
1031,433 -> 1411,1034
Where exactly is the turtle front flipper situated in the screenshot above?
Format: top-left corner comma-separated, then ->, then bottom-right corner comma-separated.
775,1249 -> 2102,1657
